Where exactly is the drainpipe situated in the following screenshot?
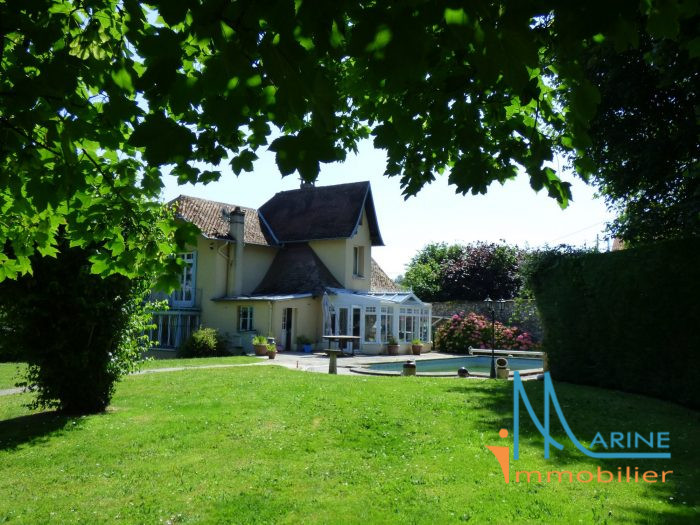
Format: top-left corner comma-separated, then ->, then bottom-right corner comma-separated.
268,300 -> 273,337
228,207 -> 245,296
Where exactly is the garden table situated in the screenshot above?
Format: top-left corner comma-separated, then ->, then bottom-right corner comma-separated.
321,335 -> 361,357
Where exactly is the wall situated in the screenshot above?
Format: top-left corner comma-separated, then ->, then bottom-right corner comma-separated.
344,208 -> 372,291
269,297 -> 322,350
309,238 -> 348,287
194,236 -> 228,299
240,244 -> 277,294
203,300 -> 274,350
309,207 -> 372,291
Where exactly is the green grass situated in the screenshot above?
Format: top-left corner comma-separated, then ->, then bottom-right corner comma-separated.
138,355 -> 261,370
0,367 -> 697,524
0,356 -> 260,389
0,363 -> 26,390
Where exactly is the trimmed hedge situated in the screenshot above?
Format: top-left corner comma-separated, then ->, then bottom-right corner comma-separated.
531,239 -> 700,409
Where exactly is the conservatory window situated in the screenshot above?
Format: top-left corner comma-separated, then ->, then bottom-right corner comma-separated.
419,308 -> 430,342
339,308 -> 348,336
364,306 -> 378,342
399,307 -> 423,342
380,306 -> 394,343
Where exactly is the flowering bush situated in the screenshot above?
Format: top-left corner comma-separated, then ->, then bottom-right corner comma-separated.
434,312 -> 537,352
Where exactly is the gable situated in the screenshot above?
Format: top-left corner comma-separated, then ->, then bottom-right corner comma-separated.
252,243 -> 342,296
258,182 -> 384,245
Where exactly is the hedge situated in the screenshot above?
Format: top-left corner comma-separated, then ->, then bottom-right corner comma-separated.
531,239 -> 700,409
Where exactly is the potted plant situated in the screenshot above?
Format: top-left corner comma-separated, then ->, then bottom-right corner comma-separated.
252,335 -> 268,356
411,338 -> 423,355
387,335 -> 400,355
266,343 -> 277,360
296,335 -> 313,353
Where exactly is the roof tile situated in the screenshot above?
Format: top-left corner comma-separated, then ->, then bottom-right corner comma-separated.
370,258 -> 401,292
172,195 -> 272,246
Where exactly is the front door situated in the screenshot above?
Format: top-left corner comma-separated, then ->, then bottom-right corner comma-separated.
283,308 -> 294,351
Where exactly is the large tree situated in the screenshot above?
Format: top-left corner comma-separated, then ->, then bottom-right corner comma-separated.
1,1 -> 696,280
403,242 -> 526,302
578,20 -> 699,244
402,243 -> 464,302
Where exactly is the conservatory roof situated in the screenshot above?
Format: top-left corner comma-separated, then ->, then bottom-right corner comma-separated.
325,288 -> 429,306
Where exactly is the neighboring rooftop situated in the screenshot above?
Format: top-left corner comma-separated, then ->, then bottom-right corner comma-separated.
258,181 -> 384,245
370,258 -> 401,292
171,195 -> 272,246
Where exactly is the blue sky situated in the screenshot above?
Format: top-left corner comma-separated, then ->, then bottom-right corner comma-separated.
162,139 -> 613,278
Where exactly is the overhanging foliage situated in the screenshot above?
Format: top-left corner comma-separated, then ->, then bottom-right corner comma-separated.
1,1 -> 697,280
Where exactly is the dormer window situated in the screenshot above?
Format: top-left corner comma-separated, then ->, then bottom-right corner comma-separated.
353,246 -> 365,277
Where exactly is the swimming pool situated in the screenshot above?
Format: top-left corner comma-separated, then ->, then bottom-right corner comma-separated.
364,356 -> 543,375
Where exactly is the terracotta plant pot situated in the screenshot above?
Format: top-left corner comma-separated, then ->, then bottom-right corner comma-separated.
267,350 -> 276,360
387,344 -> 400,355
411,344 -> 422,355
253,344 -> 268,356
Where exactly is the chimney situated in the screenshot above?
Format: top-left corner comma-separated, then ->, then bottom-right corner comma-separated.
229,207 -> 245,296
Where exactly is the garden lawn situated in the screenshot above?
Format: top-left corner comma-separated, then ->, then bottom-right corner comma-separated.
0,356 -> 260,389
0,363 -> 26,390
0,366 -> 697,524
137,355 -> 261,370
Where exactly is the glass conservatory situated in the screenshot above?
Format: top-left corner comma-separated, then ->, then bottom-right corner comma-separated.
322,288 -> 432,354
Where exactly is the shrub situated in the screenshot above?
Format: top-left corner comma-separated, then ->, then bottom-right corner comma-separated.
0,242 -> 153,414
178,327 -> 228,358
434,312 -> 536,353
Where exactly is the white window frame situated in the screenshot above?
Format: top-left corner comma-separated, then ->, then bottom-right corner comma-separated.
172,252 -> 197,308
364,306 -> 378,343
353,246 -> 365,277
238,306 -> 254,332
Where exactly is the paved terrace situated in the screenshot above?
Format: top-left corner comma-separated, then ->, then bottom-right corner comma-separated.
259,351 -> 457,375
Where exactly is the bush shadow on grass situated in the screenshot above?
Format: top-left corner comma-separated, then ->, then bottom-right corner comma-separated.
0,411 -> 76,451
443,379 -> 700,524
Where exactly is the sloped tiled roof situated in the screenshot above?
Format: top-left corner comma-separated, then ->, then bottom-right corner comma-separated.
253,243 -> 342,295
171,195 -> 272,246
370,258 -> 401,292
258,182 -> 384,245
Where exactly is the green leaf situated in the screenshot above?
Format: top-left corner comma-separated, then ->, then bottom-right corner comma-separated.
444,8 -> 468,26
129,114 -> 196,166
231,150 -> 258,175
88,253 -> 111,275
111,68 -> 134,93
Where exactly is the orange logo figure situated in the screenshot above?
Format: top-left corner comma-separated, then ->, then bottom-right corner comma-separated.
487,429 -> 510,484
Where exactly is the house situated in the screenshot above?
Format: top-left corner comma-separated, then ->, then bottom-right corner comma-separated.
150,181 -> 432,355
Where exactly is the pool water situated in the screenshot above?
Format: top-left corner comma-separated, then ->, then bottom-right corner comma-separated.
366,356 -> 542,374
